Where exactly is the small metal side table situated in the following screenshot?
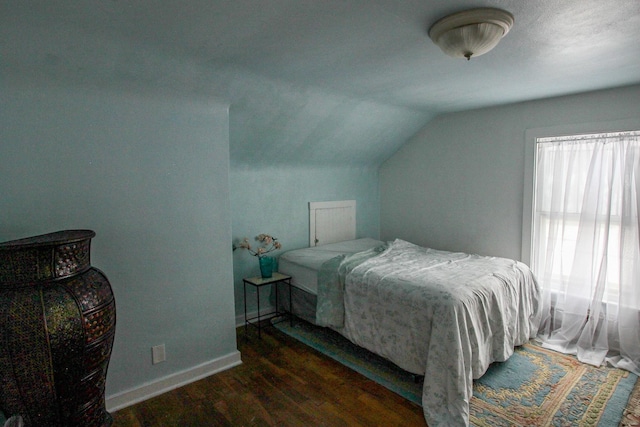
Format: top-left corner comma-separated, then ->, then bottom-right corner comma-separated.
243,272 -> 292,338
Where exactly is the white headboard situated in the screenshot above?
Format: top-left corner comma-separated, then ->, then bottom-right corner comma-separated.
309,200 -> 356,247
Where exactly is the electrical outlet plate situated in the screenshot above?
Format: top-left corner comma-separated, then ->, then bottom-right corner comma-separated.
152,344 -> 166,364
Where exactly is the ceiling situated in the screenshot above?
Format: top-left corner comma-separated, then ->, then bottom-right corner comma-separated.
3,0 -> 640,166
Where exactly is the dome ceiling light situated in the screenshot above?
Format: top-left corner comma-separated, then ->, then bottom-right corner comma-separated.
428,8 -> 514,60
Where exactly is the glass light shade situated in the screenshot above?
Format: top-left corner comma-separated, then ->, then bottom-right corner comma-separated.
435,22 -> 506,59
429,8 -> 514,60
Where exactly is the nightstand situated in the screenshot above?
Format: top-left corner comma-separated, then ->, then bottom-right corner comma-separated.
243,272 -> 292,338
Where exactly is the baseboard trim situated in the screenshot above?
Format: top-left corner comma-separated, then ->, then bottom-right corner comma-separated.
106,350 -> 242,412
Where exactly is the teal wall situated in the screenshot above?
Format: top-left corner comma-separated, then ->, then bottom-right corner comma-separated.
0,21 -> 397,402
380,84 -> 640,261
1,82 -> 237,399
230,164 -> 380,319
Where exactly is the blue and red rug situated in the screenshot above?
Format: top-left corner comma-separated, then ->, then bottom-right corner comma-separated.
274,319 -> 639,426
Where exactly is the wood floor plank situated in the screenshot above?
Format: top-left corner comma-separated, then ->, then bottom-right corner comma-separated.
111,321 -> 427,426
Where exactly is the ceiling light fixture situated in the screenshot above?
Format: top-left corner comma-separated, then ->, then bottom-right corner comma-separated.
428,8 -> 514,60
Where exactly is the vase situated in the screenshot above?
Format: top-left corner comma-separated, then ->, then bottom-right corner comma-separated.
0,230 -> 116,427
259,256 -> 273,278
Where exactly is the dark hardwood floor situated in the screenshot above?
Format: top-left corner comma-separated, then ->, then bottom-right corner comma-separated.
111,320 -> 426,426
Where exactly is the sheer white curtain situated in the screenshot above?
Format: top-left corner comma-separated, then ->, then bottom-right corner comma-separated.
532,131 -> 640,376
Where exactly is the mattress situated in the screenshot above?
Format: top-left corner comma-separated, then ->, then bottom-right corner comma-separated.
278,238 -> 384,294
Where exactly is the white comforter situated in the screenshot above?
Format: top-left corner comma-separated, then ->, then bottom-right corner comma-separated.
316,239 -> 541,427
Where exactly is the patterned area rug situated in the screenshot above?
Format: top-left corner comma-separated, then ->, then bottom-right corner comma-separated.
274,319 -> 639,427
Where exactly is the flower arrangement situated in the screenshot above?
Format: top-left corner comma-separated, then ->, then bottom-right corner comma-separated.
234,234 -> 282,258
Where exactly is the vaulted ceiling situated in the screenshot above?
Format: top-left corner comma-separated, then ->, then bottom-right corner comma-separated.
4,1 -> 640,166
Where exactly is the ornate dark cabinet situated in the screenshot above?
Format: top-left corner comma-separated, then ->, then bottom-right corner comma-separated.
0,230 -> 116,427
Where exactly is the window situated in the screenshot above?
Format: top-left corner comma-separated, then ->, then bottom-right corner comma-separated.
522,120 -> 640,374
531,131 -> 640,306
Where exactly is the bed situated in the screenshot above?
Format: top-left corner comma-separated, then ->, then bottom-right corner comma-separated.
276,201 -> 542,427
